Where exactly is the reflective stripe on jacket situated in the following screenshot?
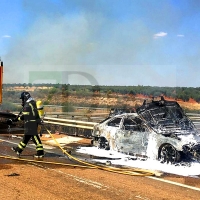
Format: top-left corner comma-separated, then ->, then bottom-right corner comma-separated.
19,100 -> 40,122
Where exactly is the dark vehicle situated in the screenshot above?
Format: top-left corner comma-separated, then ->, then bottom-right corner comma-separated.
92,97 -> 200,163
0,59 -> 23,134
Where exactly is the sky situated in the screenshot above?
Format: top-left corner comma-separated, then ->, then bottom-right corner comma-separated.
1,0 -> 200,87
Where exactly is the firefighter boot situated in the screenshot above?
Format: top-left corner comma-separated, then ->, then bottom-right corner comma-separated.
11,147 -> 21,157
34,150 -> 44,159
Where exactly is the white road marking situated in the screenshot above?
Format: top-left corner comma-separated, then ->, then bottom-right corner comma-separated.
148,176 -> 200,192
49,168 -> 109,189
31,162 -> 109,190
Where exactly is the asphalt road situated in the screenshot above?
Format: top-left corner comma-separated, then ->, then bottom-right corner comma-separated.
0,134 -> 200,200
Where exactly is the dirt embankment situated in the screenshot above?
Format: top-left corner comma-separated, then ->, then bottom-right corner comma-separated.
45,94 -> 200,111
4,86 -> 200,111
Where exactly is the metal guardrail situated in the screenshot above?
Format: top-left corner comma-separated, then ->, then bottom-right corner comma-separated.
43,117 -> 98,130
43,113 -> 200,134
187,114 -> 200,126
43,112 -> 109,122
45,112 -> 109,116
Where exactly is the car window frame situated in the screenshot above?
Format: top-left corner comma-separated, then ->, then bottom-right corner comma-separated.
106,116 -> 123,128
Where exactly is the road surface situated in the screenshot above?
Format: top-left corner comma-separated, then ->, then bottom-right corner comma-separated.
0,134 -> 200,200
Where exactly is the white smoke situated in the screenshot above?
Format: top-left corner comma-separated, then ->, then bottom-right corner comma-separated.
3,0 -> 200,87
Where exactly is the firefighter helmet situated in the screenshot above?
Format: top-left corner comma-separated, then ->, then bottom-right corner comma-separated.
20,91 -> 31,102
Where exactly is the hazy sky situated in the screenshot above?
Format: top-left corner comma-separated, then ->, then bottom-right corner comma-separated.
1,0 -> 200,87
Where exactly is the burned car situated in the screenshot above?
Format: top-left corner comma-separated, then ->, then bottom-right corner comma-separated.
92,97 -> 200,163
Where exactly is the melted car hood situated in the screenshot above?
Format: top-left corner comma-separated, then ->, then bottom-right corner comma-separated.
136,98 -> 198,135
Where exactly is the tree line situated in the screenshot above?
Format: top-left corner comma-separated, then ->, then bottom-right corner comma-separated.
3,83 -> 200,103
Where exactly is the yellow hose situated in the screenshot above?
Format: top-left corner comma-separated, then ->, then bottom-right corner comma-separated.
0,126 -> 155,176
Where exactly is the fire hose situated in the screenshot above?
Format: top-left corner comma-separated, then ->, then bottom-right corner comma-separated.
0,125 -> 155,177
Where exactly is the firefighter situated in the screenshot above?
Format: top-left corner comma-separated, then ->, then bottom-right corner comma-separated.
11,92 -> 44,158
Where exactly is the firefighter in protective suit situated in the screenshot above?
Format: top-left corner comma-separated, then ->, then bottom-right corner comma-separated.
11,92 -> 44,158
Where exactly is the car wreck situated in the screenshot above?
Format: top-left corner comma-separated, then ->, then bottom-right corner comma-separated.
91,97 -> 200,163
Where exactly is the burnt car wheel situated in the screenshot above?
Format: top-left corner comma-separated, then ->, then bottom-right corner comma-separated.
97,137 -> 110,150
159,144 -> 181,163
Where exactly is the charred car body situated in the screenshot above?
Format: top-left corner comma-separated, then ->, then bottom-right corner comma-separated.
92,97 -> 200,163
